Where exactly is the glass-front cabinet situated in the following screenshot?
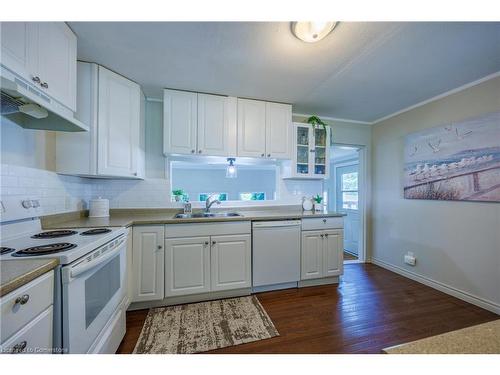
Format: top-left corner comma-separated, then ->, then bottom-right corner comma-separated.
284,123 -> 330,179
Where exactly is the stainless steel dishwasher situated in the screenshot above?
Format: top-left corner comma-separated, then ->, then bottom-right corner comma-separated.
252,220 -> 301,291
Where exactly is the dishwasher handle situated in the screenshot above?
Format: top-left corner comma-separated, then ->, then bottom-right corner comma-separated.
252,220 -> 301,228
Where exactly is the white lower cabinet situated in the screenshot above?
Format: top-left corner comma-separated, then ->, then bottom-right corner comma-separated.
164,236 -> 211,297
132,226 -> 165,302
301,229 -> 343,280
211,234 -> 251,291
0,272 -> 54,354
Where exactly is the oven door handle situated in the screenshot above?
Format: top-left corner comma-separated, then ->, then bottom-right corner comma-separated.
70,237 -> 125,279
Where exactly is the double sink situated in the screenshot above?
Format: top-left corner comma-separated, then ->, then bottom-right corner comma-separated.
173,212 -> 242,219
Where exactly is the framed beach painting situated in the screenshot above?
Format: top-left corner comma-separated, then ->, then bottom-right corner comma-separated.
403,111 -> 500,202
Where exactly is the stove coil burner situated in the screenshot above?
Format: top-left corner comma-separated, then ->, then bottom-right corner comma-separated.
80,228 -> 112,236
31,230 -> 78,239
0,247 -> 16,255
12,243 -> 77,257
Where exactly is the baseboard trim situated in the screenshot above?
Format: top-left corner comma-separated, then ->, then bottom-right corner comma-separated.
298,276 -> 339,288
371,258 -> 500,315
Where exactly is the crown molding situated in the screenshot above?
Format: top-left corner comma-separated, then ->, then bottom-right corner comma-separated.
292,113 -> 372,125
371,70 -> 500,125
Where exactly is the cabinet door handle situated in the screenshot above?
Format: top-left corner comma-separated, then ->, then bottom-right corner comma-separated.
261,153 -> 265,157
32,76 -> 40,84
310,149 -> 316,153
323,219 -> 327,223
191,150 -> 195,153
40,82 -> 48,89
157,245 -> 162,250
204,241 -> 209,245
320,234 -> 324,238
198,150 -> 202,154
11,341 -> 27,354
14,294 -> 30,306
212,241 -> 216,245
267,154 -> 271,157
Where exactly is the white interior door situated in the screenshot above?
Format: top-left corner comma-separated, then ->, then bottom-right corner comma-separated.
335,163 -> 360,256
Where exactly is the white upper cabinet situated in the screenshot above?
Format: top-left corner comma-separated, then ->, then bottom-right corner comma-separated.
265,102 -> 292,159
97,66 -> 141,177
163,90 -> 237,156
237,98 -> 267,158
0,22 -> 76,111
0,22 -> 37,82
163,89 -> 198,155
198,94 -> 237,156
56,62 -> 144,179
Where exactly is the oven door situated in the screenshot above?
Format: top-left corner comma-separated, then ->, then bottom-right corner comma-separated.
61,235 -> 126,353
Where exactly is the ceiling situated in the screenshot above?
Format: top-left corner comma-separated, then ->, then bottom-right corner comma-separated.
69,22 -> 500,123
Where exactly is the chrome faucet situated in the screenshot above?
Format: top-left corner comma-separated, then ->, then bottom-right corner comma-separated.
205,195 -> 221,213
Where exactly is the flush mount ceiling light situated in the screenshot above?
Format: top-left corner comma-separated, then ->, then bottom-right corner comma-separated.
226,158 -> 237,178
291,21 -> 337,43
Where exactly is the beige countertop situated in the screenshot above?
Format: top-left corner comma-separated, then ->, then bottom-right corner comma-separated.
42,207 -> 345,229
383,319 -> 500,354
0,258 -> 59,297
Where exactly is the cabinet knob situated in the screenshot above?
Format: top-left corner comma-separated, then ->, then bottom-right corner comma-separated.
133,172 -> 137,176
198,150 -> 202,154
310,149 -> 316,153
191,150 -> 195,153
40,82 -> 49,89
212,241 -> 216,245
157,245 -> 162,250
323,219 -> 327,223
267,154 -> 271,157
204,241 -> 209,245
11,341 -> 27,354
14,294 -> 30,306
325,233 -> 329,237
261,153 -> 265,157
320,234 -> 324,238
32,76 -> 40,84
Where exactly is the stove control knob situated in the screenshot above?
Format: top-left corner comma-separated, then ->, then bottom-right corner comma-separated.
21,200 -> 32,209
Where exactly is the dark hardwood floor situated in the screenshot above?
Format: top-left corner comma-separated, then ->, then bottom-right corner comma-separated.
116,264 -> 498,354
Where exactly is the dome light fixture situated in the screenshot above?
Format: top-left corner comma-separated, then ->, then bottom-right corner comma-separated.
291,21 -> 337,43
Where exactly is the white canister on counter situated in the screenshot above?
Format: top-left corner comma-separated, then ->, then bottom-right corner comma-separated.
89,197 -> 110,218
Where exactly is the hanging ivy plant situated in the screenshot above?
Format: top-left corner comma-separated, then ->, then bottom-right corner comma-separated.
306,115 -> 328,131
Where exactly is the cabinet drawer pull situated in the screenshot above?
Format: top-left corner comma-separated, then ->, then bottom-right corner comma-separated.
14,294 -> 30,306
12,341 -> 27,354
40,82 -> 49,89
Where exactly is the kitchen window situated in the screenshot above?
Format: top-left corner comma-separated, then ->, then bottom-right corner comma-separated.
170,158 -> 277,202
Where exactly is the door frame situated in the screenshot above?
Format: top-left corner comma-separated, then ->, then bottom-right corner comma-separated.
328,143 -> 367,264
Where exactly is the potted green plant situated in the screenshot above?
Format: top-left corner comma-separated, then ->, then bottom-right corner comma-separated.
307,115 -> 328,131
172,189 -> 185,202
313,194 -> 324,212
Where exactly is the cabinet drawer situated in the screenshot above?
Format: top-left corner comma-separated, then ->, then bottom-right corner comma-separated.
301,217 -> 344,230
1,271 -> 54,343
0,306 -> 53,354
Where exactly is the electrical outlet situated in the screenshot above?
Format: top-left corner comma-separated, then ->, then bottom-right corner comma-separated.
404,252 -> 416,266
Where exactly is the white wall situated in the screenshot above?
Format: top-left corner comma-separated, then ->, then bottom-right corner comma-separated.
371,75 -> 500,313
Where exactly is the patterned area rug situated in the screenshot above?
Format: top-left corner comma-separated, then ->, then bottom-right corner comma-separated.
133,295 -> 279,354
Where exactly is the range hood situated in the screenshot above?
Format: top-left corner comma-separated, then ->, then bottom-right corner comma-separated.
0,66 -> 88,132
